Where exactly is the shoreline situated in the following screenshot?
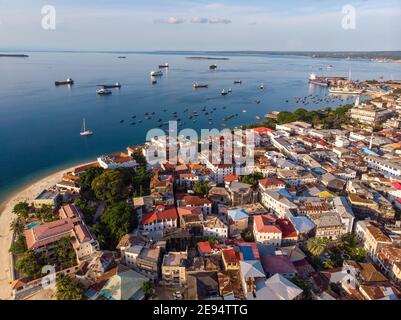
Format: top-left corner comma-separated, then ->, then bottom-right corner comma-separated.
0,161 -> 93,300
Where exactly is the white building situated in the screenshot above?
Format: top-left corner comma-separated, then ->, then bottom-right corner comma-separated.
141,206 -> 178,233
259,189 -> 297,218
253,215 -> 282,246
203,215 -> 229,239
97,152 -> 138,170
365,155 -> 401,177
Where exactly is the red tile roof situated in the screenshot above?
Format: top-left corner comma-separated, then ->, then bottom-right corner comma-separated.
252,127 -> 274,134
254,214 -> 282,234
276,219 -> 298,239
177,207 -> 202,217
224,174 -> 240,183
259,178 -> 285,188
183,195 -> 211,206
142,206 -> 178,225
222,248 -> 239,264
197,241 -> 212,254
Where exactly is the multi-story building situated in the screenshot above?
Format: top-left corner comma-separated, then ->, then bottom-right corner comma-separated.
141,205 -> 178,234
161,251 -> 188,286
253,215 -> 282,246
24,204 -> 99,262
259,189 -> 297,218
97,152 -> 138,170
227,181 -> 258,206
203,215 -> 229,239
365,155 -> 401,177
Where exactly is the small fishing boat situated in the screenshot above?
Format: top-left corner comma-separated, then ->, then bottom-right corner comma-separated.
209,64 -> 217,70
96,88 -> 112,95
193,83 -> 208,89
158,63 -> 169,68
234,80 -> 242,84
150,70 -> 163,77
80,118 -> 93,136
260,84 -> 265,90
221,89 -> 228,96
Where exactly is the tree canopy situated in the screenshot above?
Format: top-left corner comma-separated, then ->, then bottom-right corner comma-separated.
91,170 -> 129,203
78,167 -> 104,193
98,202 -> 137,249
56,273 -> 84,300
241,172 -> 263,186
193,181 -> 210,196
12,202 -> 30,219
15,250 -> 41,277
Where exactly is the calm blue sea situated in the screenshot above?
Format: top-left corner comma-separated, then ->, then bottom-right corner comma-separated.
1,52 -> 401,201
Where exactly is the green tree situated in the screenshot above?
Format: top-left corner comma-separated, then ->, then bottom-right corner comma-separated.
36,205 -> 56,222
15,250 -> 41,277
54,237 -> 77,268
91,170 -> 129,203
99,202 -> 136,249
12,202 -> 30,219
338,233 -> 366,262
291,276 -> 312,300
130,148 -> 147,166
56,273 -> 84,300
241,230 -> 254,242
322,258 -> 335,269
74,196 -> 97,225
78,167 -> 104,193
307,237 -> 329,257
141,280 -> 154,299
193,181 -> 210,196
9,235 -> 27,255
241,172 -> 263,186
10,218 -> 25,235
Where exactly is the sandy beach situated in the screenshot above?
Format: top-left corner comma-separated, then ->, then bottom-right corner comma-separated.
0,162 -> 91,300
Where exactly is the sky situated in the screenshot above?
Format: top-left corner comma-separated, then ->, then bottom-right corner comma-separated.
0,0 -> 400,51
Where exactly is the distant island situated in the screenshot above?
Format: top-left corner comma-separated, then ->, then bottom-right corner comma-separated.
186,56 -> 229,60
0,54 -> 29,58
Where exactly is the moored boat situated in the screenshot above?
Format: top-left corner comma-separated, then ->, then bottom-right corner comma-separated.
193,83 -> 208,89
55,78 -> 74,86
96,88 -> 112,95
209,64 -> 217,70
150,70 -> 163,77
80,118 -> 93,136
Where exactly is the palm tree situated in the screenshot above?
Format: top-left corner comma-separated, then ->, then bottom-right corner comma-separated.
10,218 -> 25,235
307,237 -> 328,257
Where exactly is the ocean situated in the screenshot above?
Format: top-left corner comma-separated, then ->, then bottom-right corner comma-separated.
1,51 -> 401,201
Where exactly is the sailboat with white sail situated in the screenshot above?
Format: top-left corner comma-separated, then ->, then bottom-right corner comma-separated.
80,118 -> 93,136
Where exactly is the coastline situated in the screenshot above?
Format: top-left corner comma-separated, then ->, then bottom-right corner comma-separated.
0,161 -> 93,300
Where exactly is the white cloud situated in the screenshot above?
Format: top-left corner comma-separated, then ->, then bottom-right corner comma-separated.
190,17 -> 232,24
154,17 -> 185,24
191,16 -> 209,23
208,17 -> 232,24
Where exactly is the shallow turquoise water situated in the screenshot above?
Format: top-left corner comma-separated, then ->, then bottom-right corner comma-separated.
0,52 -> 400,201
